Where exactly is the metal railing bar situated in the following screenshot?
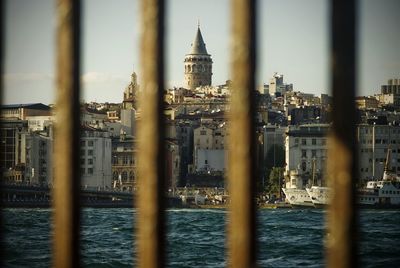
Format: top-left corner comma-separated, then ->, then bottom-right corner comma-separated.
326,0 -> 358,267
53,0 -> 81,267
136,0 -> 166,267
227,0 -> 257,267
0,0 -> 4,265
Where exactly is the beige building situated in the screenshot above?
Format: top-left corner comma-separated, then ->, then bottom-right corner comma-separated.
184,26 -> 213,90
1,103 -> 52,120
111,135 -> 136,191
284,124 -> 329,188
355,96 -> 379,110
193,124 -> 227,172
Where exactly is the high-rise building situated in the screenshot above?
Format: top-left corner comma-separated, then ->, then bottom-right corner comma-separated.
184,25 -> 213,90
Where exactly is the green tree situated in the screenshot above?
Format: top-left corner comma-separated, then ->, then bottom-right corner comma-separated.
267,167 -> 284,196
265,144 -> 285,170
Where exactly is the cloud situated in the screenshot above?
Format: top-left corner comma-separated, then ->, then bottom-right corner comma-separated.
3,73 -> 54,82
82,72 -> 128,84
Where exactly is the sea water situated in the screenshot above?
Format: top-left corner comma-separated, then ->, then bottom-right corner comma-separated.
3,208 -> 400,267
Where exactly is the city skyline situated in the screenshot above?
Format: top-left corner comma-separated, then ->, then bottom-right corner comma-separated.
3,0 -> 400,105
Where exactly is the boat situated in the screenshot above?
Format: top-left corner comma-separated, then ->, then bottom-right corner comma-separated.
306,159 -> 331,208
282,187 -> 314,207
306,186 -> 330,208
282,170 -> 314,207
358,149 -> 400,208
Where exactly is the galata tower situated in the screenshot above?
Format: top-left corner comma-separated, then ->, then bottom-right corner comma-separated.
184,25 -> 213,90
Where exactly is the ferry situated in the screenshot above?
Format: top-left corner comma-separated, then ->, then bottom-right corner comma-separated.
282,187 -> 314,207
358,149 -> 400,208
306,186 -> 331,208
282,171 -> 314,207
358,171 -> 400,208
306,159 -> 331,208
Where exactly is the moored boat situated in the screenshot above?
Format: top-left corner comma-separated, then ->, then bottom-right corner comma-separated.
306,186 -> 330,208
282,187 -> 314,207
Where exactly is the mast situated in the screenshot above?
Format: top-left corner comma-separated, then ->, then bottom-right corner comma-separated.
312,158 -> 316,186
384,147 -> 391,172
383,147 -> 391,181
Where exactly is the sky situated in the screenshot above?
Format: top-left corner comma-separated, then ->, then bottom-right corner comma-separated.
3,0 -> 400,105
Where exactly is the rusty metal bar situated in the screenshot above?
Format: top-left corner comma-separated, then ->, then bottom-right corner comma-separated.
227,0 -> 257,267
136,0 -> 165,267
326,0 -> 358,267
0,0 -> 4,265
53,0 -> 81,267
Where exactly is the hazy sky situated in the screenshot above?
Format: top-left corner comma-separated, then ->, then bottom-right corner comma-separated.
3,0 -> 400,105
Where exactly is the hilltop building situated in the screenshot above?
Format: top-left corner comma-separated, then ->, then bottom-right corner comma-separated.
122,72 -> 139,109
269,73 -> 293,96
184,25 -> 213,90
377,78 -> 400,109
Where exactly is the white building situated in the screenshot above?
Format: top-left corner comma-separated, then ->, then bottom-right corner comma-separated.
120,108 -> 136,136
285,124 -> 329,188
193,124 -> 227,172
269,73 -> 293,96
26,115 -> 54,132
25,133 -> 53,185
81,126 -> 112,189
357,124 -> 400,182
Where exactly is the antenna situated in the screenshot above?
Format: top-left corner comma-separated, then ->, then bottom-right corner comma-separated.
197,19 -> 200,28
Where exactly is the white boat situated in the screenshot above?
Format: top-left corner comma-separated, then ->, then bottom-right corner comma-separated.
282,169 -> 314,207
358,171 -> 400,207
306,159 -> 330,208
306,186 -> 330,208
282,187 -> 314,207
358,149 -> 400,207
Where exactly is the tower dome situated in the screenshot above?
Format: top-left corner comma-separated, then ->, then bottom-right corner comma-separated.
184,25 -> 213,90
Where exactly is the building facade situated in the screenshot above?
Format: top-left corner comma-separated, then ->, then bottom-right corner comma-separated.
357,124 -> 400,182
193,124 -> 226,172
284,124 -> 329,188
80,126 -> 112,189
111,135 -> 136,191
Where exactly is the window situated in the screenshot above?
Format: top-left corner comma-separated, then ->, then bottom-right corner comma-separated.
302,150 -> 307,158
88,150 -> 93,156
122,171 -> 128,182
312,150 -> 316,158
88,159 -> 93,165
302,139 -> 306,145
88,140 -> 94,146
200,130 -> 206,135
312,139 -> 316,145
88,168 -> 93,175
301,162 -> 307,172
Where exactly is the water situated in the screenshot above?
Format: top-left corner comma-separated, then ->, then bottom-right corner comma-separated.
3,208 -> 400,267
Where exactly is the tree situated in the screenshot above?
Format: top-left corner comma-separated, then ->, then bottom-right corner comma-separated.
267,167 -> 285,196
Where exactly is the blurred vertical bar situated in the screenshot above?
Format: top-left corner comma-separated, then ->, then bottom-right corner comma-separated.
136,0 -> 165,267
327,0 -> 358,267
53,0 -> 81,267
0,0 -> 4,264
228,0 -> 257,267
